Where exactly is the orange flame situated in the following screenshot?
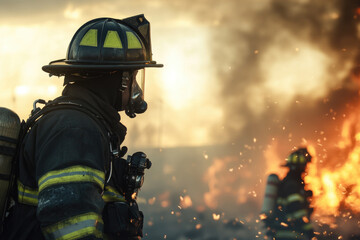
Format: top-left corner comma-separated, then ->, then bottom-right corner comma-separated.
305,108 -> 360,226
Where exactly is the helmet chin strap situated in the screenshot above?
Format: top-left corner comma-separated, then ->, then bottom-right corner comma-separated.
119,72 -> 130,92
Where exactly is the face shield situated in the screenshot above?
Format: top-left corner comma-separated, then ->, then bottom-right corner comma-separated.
125,69 -> 148,118
133,69 -> 145,100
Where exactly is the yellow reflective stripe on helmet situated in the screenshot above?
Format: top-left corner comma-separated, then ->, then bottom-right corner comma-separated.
17,180 -> 38,205
126,31 -> 142,49
42,212 -> 103,240
292,154 -> 298,163
286,193 -> 304,204
38,165 -> 105,192
80,29 -> 98,47
299,155 -> 306,164
102,185 -> 126,202
103,30 -> 123,49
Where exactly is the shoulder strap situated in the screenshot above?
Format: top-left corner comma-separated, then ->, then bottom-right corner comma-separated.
2,100 -> 115,230
26,100 -> 112,135
12,100 -> 112,193
34,100 -> 123,186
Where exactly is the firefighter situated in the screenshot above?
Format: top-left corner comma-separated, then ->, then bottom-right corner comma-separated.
1,15 -> 162,240
261,148 -> 314,240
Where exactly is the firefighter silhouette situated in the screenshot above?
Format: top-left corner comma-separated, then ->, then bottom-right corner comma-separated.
261,148 -> 314,240
1,15 -> 162,240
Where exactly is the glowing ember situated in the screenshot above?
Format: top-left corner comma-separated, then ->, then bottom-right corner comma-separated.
212,213 -> 220,221
302,216 -> 310,223
259,213 -> 267,220
280,222 -> 288,227
179,195 -> 193,209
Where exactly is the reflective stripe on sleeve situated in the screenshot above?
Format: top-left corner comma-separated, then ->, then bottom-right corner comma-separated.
17,180 -> 38,205
286,209 -> 309,220
286,193 -> 304,204
42,212 -> 104,240
303,222 -> 314,231
293,209 -> 308,219
277,197 -> 286,206
276,230 -> 304,239
102,185 -> 126,203
38,165 -> 105,192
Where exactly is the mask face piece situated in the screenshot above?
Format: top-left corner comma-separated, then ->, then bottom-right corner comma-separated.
125,69 -> 148,118
134,68 -> 145,98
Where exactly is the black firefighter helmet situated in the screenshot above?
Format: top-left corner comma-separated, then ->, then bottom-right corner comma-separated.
42,14 -> 163,76
42,15 -> 163,118
284,147 -> 312,171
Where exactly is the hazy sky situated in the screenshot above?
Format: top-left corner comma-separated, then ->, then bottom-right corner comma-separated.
1,0 -> 359,151
0,0 -> 221,148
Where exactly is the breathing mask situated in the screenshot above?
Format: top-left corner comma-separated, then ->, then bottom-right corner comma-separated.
125,69 -> 147,118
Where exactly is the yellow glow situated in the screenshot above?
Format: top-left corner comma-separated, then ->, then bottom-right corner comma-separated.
304,108 -> 360,226
356,132 -> 360,142
263,44 -> 328,101
160,26 -> 212,110
47,85 -> 58,95
14,85 -> 59,97
322,174 -> 338,208
64,4 -> 82,20
0,11 -> 225,148
15,85 -> 30,96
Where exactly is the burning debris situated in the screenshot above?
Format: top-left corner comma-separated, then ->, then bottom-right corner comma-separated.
304,106 -> 360,237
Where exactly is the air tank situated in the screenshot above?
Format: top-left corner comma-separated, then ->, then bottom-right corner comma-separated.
261,173 -> 280,216
0,107 -> 21,223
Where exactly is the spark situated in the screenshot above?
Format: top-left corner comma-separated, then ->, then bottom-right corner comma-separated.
212,213 -> 220,221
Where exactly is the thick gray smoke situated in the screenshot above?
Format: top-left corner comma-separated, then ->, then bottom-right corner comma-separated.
162,0 -> 360,154
157,1 -> 360,239
207,0 -> 360,150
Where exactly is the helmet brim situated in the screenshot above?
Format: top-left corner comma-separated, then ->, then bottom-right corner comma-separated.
42,59 -> 163,76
